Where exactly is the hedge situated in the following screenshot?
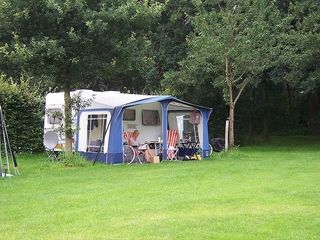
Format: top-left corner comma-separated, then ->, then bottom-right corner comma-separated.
0,77 -> 43,153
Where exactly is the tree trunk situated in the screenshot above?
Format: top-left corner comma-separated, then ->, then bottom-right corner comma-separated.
225,54 -> 235,148
248,89 -> 255,144
248,114 -> 255,144
262,113 -> 269,141
229,103 -> 235,147
308,92 -> 320,135
262,80 -> 269,141
286,82 -> 292,115
64,80 -> 73,155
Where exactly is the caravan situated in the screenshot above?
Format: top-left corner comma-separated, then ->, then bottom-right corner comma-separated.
44,90 -> 212,164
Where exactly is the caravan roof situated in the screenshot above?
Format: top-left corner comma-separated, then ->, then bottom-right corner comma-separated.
45,90 -> 211,111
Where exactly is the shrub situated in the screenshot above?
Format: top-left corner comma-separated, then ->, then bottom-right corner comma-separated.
57,152 -> 90,167
0,75 -> 43,152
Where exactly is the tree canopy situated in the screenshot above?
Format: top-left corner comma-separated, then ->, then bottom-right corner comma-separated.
1,0 -> 162,152
0,0 -> 319,151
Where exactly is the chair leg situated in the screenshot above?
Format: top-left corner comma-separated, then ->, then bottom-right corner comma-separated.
45,149 -> 58,162
172,149 -> 178,161
137,155 -> 143,164
131,150 -> 143,164
167,149 -> 178,161
136,151 -> 144,164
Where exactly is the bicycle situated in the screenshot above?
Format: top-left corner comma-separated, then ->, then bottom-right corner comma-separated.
123,144 -> 143,164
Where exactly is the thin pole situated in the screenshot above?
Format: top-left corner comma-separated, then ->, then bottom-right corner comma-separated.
0,125 -> 2,177
225,119 -> 229,151
2,118 -> 10,177
0,106 -> 19,176
3,116 -> 19,175
193,124 -> 197,143
93,110 -> 114,165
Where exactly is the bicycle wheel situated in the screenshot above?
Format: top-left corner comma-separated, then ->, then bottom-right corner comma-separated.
209,143 -> 213,156
123,145 -> 135,164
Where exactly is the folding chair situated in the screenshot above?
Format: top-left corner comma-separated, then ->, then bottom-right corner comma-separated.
43,131 -> 59,161
123,131 -> 132,145
167,129 -> 179,160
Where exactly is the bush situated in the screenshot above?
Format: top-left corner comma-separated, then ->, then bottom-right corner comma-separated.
57,152 -> 90,167
0,76 -> 43,153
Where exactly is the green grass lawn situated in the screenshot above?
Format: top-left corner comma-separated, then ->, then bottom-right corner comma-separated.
1,136 -> 320,239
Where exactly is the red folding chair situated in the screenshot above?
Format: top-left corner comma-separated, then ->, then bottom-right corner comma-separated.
167,129 -> 179,160
123,131 -> 133,144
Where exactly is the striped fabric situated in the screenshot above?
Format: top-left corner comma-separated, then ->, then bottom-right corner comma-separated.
123,131 -> 133,144
167,129 -> 178,160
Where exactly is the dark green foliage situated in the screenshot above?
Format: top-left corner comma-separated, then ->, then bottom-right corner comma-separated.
0,0 -> 319,148
162,0 -> 285,146
236,82 -> 309,139
288,0 -> 320,94
55,152 -> 90,167
0,77 -> 43,152
147,0 -> 195,93
0,0 -> 163,152
160,0 -> 320,140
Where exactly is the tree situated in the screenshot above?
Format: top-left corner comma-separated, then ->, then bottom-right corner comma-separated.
283,0 -> 320,134
148,0 -> 196,93
286,0 -> 320,94
164,0 -> 282,147
0,0 -> 161,154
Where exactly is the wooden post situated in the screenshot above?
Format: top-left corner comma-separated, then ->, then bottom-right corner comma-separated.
225,119 -> 229,151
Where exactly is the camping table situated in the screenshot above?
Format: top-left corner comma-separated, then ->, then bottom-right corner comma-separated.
178,141 -> 200,160
146,140 -> 162,156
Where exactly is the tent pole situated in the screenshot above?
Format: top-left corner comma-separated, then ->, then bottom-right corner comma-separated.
93,109 -> 115,165
1,114 -> 10,177
0,106 -> 19,176
3,117 -> 19,175
1,107 -> 19,175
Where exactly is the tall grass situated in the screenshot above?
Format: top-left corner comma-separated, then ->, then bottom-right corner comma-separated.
0,136 -> 319,239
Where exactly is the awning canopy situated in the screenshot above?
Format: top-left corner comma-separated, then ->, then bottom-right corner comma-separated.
46,90 -> 211,112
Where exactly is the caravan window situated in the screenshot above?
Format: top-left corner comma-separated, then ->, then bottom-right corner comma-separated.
182,114 -> 199,142
142,110 -> 160,126
173,113 -> 200,142
87,114 -> 108,152
123,109 -> 136,121
47,109 -> 63,124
